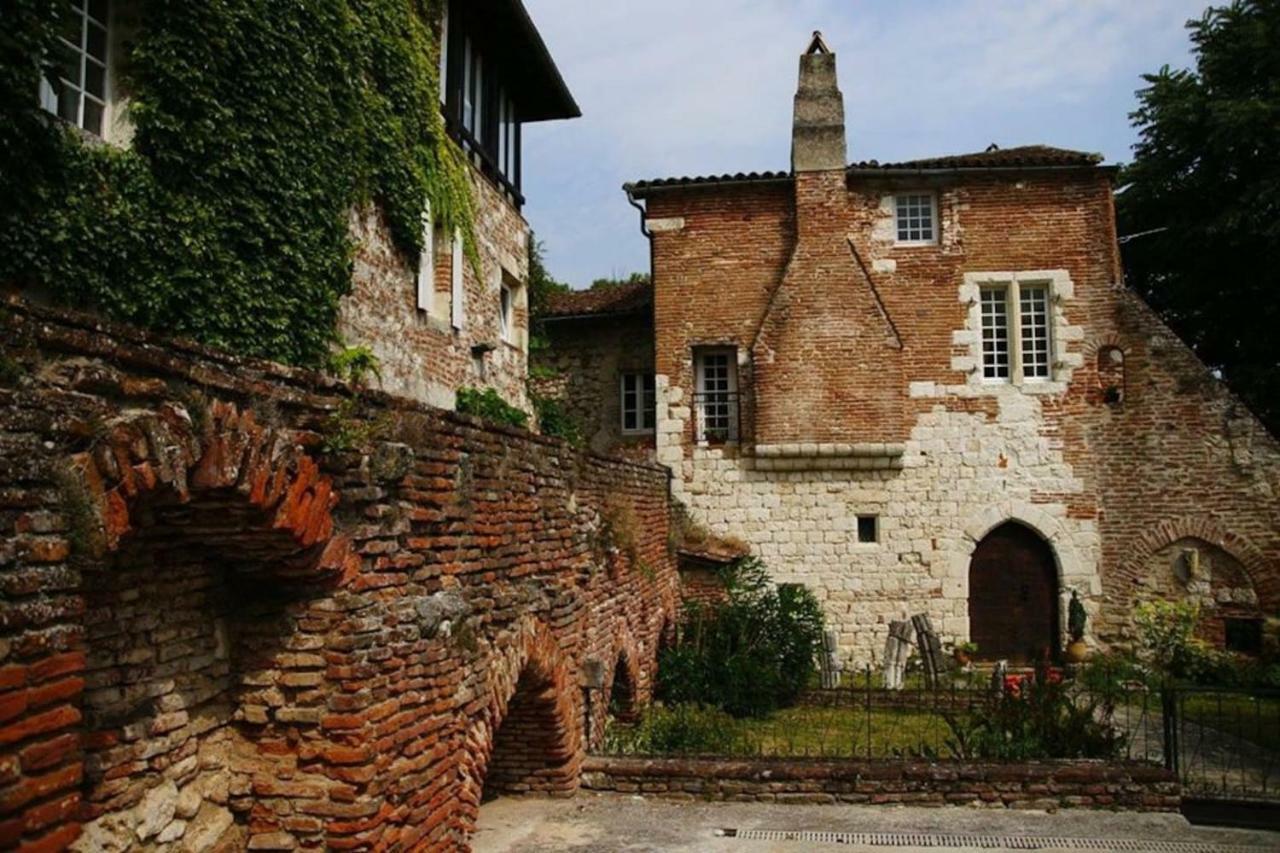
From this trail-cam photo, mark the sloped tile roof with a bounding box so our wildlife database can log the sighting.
[541,280,652,319]
[625,146,1108,196]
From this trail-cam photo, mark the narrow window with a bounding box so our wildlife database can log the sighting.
[450,230,464,330]
[620,373,656,434]
[499,282,513,342]
[40,0,110,136]
[856,515,878,544]
[894,193,936,244]
[416,202,434,313]
[461,36,474,134]
[980,287,1010,380]
[695,349,738,443]
[1019,284,1051,380]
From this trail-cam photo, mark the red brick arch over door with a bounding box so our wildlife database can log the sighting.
[969,522,1060,664]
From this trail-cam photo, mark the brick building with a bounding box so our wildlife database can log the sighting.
[596,33,1280,663]
[54,0,578,414]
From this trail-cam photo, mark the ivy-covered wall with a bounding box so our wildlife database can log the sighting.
[0,0,475,367]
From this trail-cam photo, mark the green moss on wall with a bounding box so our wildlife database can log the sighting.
[0,0,475,366]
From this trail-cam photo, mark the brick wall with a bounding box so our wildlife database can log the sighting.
[0,299,678,851]
[637,169,1280,661]
[581,756,1181,811]
[339,164,531,415]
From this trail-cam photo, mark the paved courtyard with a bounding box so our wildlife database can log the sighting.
[472,793,1280,852]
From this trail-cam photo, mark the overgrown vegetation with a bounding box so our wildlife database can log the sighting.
[658,557,825,717]
[1,0,474,367]
[455,387,528,428]
[530,391,582,445]
[1118,0,1280,432]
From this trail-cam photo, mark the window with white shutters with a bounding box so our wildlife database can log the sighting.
[416,203,435,313]
[450,230,464,329]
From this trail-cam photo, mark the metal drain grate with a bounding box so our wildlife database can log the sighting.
[718,828,1269,852]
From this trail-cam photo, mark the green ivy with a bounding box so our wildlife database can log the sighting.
[0,0,475,367]
[455,387,528,429]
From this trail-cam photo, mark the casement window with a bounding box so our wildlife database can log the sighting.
[620,373,656,434]
[980,281,1053,382]
[40,0,111,136]
[894,193,936,244]
[441,2,523,201]
[450,230,465,329]
[694,349,738,443]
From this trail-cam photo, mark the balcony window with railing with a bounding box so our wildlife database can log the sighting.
[694,348,739,443]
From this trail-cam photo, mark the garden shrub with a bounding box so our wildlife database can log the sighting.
[943,666,1126,761]
[531,392,582,445]
[455,387,527,428]
[657,557,825,718]
[602,704,738,756]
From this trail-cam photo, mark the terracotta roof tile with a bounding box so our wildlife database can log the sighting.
[541,281,652,319]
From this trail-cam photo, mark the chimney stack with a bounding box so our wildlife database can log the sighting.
[791,32,846,173]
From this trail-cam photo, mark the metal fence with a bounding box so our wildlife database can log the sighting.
[602,666,1280,803]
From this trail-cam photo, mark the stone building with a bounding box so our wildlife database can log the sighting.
[44,0,579,414]
[599,33,1280,663]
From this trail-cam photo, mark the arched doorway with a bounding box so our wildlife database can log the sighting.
[968,522,1059,663]
[608,653,638,723]
[484,663,577,800]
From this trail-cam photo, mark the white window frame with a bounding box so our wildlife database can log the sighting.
[438,6,449,105]
[893,193,937,245]
[978,279,1054,384]
[40,0,111,137]
[416,201,435,313]
[450,230,465,330]
[619,373,656,435]
[694,348,738,444]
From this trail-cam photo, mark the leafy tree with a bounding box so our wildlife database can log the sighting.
[527,233,570,321]
[589,271,650,290]
[1117,0,1280,432]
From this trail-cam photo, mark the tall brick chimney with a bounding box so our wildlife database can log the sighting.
[750,32,904,462]
[791,32,846,173]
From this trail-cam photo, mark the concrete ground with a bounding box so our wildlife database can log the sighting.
[472,793,1280,852]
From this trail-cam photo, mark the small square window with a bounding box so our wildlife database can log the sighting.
[1224,618,1263,656]
[856,515,878,544]
[894,194,936,244]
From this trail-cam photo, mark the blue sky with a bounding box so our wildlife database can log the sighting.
[520,0,1209,287]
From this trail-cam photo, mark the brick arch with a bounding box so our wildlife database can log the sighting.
[605,624,643,724]
[458,617,581,834]
[57,400,356,849]
[71,400,356,581]
[1117,516,1277,609]
[1081,333,1127,360]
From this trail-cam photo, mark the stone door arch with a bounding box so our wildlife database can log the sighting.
[968,522,1060,663]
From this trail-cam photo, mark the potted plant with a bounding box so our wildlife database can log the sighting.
[1066,589,1089,662]
[952,641,978,666]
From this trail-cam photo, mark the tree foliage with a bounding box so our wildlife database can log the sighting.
[0,0,475,367]
[1117,0,1280,432]
[657,557,825,718]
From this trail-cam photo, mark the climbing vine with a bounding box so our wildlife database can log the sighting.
[0,0,475,366]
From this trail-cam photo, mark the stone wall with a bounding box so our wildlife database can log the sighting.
[532,312,655,461]
[0,299,678,851]
[581,756,1181,811]
[641,172,1280,662]
[339,164,531,414]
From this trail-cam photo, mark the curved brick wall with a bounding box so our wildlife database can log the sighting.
[0,300,678,850]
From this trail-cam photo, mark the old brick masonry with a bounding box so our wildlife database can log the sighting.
[0,301,678,850]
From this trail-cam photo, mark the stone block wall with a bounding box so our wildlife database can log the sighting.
[641,171,1280,662]
[532,312,655,461]
[0,299,678,851]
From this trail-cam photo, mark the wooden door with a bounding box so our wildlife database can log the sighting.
[968,522,1059,663]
